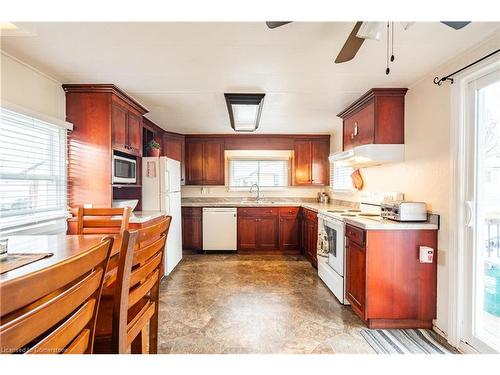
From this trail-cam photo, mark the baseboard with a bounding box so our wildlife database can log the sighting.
[432,324,464,353]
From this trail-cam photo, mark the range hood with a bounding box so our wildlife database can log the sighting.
[328,144,404,168]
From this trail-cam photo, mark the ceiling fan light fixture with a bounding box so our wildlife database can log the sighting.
[224,93,265,132]
[356,21,385,41]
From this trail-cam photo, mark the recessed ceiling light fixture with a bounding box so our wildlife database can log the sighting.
[224,93,265,132]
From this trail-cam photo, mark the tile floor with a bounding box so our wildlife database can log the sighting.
[157,254,374,354]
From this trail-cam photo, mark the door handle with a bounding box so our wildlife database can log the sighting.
[465,200,474,227]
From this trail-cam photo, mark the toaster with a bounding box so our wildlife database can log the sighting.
[381,201,428,222]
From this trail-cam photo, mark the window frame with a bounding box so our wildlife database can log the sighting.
[227,157,291,191]
[0,105,71,231]
[330,162,355,193]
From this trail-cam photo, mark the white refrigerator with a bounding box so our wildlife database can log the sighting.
[142,157,182,276]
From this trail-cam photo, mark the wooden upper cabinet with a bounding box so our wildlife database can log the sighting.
[111,100,143,156]
[204,140,224,185]
[293,141,311,185]
[163,133,186,185]
[127,112,142,155]
[185,137,224,185]
[185,141,204,184]
[338,88,407,151]
[293,139,329,186]
[111,103,128,150]
[311,140,329,185]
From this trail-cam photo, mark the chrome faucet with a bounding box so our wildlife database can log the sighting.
[249,183,260,202]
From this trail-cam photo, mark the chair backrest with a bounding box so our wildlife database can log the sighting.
[0,237,114,354]
[111,217,171,353]
[76,207,131,235]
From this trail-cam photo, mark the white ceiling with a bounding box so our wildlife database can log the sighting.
[1,22,499,134]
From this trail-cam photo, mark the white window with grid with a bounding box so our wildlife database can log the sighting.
[330,163,354,192]
[0,106,70,232]
[228,158,289,189]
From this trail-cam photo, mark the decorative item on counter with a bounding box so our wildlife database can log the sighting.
[146,139,161,157]
[351,169,364,190]
[318,192,330,204]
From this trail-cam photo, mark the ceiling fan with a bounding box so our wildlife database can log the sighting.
[265,21,471,64]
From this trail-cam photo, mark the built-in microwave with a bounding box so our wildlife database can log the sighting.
[112,154,137,184]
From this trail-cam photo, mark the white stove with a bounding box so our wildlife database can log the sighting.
[316,203,382,305]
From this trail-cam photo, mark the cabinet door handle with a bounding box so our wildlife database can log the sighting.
[353,122,359,137]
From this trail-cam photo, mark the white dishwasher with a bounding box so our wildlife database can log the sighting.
[202,207,237,251]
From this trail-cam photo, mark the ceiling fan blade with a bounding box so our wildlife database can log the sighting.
[335,21,365,63]
[441,21,471,30]
[265,21,292,29]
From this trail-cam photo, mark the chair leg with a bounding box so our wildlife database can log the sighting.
[131,327,148,354]
[149,311,159,354]
[149,283,160,354]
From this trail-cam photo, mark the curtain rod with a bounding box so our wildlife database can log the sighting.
[433,48,500,86]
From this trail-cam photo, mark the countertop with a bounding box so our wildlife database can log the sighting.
[343,216,438,230]
[181,200,345,212]
[181,200,438,230]
[129,211,167,223]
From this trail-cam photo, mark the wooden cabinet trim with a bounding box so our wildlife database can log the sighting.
[63,84,148,114]
[337,88,408,119]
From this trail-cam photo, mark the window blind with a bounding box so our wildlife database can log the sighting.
[0,107,68,227]
[330,163,354,192]
[229,159,289,187]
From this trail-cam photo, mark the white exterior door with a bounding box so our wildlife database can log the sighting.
[462,67,500,353]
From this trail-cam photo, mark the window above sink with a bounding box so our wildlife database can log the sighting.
[226,150,291,191]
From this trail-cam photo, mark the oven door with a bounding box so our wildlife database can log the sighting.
[323,217,345,276]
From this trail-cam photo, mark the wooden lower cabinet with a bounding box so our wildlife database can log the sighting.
[181,207,202,252]
[300,208,318,267]
[279,207,300,251]
[345,239,366,318]
[179,205,308,257]
[237,208,279,253]
[345,224,438,329]
[237,216,258,251]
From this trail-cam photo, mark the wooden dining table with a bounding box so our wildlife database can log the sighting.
[0,234,122,284]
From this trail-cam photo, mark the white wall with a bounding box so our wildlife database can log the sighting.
[329,34,500,337]
[1,51,67,234]
[0,51,65,121]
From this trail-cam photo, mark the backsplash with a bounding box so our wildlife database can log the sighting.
[181,185,327,199]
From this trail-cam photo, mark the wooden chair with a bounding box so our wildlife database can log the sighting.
[76,207,132,235]
[0,237,114,354]
[93,217,171,354]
